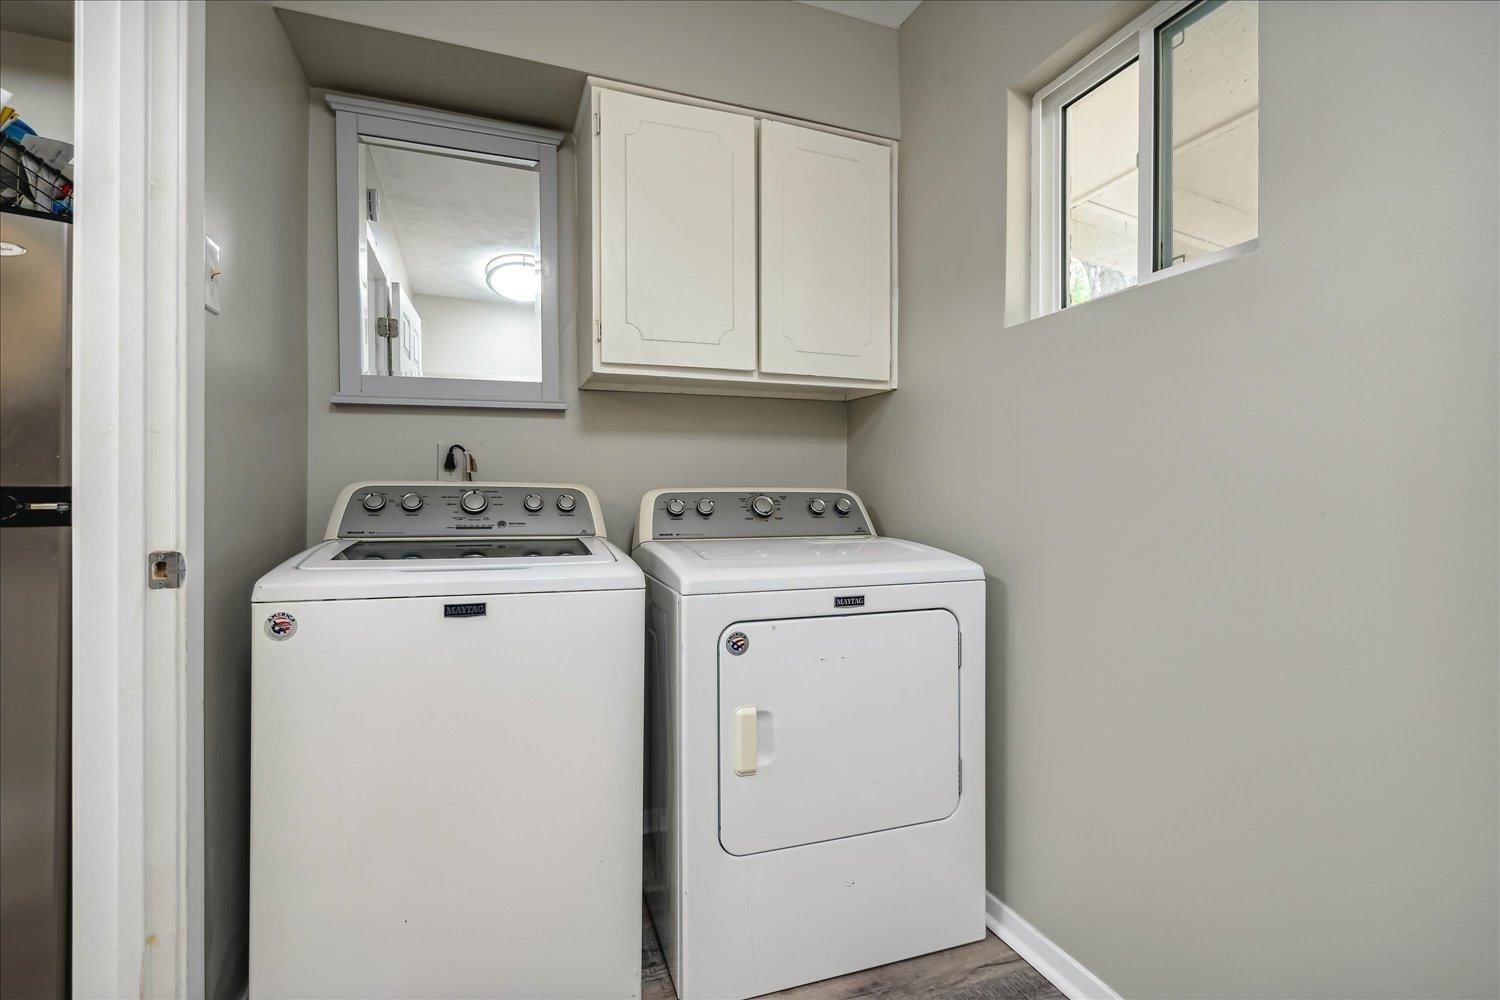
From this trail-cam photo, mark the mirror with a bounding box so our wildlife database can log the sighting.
[330,95,563,408]
[359,138,541,382]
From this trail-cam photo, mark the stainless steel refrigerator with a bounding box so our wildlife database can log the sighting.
[0,208,71,999]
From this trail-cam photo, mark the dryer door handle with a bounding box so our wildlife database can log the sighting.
[733,705,757,776]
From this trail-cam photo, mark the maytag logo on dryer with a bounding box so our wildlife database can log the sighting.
[443,602,487,619]
[835,595,866,608]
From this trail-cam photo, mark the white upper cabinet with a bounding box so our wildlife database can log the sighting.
[597,90,757,372]
[759,121,891,382]
[578,81,897,401]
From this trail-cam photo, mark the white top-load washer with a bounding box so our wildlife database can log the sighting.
[632,488,986,1000]
[250,482,644,1000]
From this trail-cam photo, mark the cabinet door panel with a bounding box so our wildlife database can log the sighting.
[760,121,891,381]
[599,90,757,371]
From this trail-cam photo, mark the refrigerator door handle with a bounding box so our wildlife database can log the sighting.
[0,485,71,527]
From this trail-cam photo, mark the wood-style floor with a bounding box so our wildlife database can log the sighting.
[640,905,1064,1000]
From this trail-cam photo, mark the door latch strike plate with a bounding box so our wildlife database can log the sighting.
[148,550,186,590]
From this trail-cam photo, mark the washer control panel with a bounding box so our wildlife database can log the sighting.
[641,489,872,541]
[328,482,600,539]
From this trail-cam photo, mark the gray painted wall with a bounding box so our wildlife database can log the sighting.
[204,2,309,995]
[298,0,886,545]
[305,105,847,545]
[0,29,72,142]
[850,1,1499,997]
[273,0,899,138]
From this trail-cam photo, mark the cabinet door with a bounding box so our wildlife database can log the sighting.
[598,90,757,372]
[759,121,892,382]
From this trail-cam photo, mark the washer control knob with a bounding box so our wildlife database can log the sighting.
[361,492,387,512]
[834,496,854,516]
[523,493,544,513]
[556,493,577,513]
[459,490,489,514]
[751,495,775,518]
[808,497,827,515]
[665,497,687,517]
[399,492,424,512]
[696,498,715,517]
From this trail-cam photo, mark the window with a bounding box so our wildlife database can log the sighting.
[329,94,566,409]
[1033,0,1259,315]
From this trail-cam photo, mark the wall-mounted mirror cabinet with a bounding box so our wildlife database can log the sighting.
[328,94,565,408]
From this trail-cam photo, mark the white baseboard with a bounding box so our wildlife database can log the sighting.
[986,892,1121,1000]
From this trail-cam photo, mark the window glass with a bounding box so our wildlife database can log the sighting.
[1156,0,1259,267]
[1063,61,1140,307]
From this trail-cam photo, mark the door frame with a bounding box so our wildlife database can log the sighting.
[72,1,206,996]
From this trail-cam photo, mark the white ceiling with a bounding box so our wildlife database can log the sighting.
[366,143,539,302]
[797,0,922,29]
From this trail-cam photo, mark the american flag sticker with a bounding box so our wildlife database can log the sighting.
[264,611,297,641]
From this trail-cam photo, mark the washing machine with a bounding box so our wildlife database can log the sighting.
[633,488,986,1000]
[250,481,644,999]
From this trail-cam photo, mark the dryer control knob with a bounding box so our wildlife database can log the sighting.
[399,492,424,512]
[834,496,853,516]
[665,498,687,517]
[751,495,775,518]
[523,493,544,513]
[556,493,577,513]
[361,492,387,512]
[808,497,827,515]
[459,490,488,514]
[696,498,715,517]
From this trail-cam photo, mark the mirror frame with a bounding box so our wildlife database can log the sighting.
[327,93,566,409]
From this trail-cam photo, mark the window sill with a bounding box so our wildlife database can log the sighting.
[1026,236,1259,325]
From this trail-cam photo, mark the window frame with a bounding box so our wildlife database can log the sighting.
[1030,0,1259,318]
[328,93,567,409]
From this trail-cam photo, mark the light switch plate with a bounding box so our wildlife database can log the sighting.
[204,235,222,314]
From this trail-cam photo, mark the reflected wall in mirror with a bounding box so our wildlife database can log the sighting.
[330,95,564,409]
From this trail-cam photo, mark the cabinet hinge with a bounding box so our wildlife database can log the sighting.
[593,112,601,136]
[595,317,602,342]
[366,187,380,222]
[958,757,964,795]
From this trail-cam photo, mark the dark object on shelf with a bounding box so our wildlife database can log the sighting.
[0,134,72,218]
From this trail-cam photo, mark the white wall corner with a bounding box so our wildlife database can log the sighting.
[986,892,1122,1000]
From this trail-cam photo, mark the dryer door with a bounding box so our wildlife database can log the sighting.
[718,610,960,856]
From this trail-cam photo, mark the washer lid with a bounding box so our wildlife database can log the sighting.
[252,536,644,602]
[632,536,982,595]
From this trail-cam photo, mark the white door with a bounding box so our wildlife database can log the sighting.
[598,89,757,371]
[759,121,892,381]
[391,281,423,375]
[718,610,959,856]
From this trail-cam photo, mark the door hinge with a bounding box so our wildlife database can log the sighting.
[148,550,186,590]
[376,316,399,340]
[593,112,601,136]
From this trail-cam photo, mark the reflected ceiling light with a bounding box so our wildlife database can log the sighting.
[485,253,539,303]
[0,242,27,257]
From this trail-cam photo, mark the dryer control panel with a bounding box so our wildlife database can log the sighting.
[326,482,602,540]
[638,489,873,542]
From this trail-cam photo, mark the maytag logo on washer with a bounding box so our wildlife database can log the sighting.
[264,611,297,641]
[726,631,749,656]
